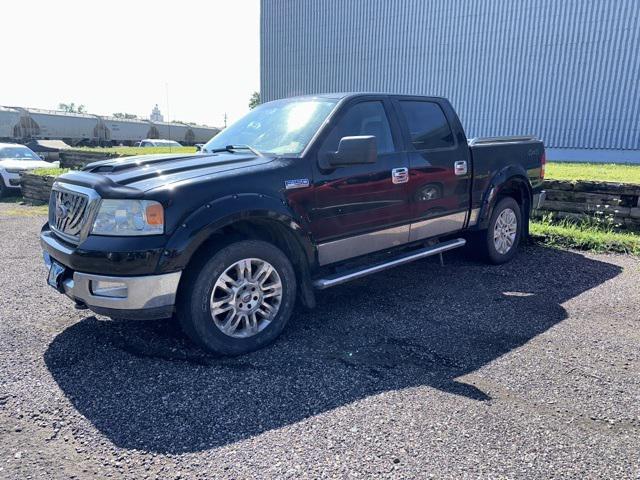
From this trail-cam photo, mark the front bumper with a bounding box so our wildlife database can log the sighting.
[2,172,21,188]
[43,251,181,320]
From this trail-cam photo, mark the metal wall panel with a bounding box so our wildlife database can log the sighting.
[261,0,640,151]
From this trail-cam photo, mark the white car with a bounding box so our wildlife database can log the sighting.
[135,139,182,148]
[0,143,58,197]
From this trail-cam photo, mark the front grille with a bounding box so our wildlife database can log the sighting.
[49,188,90,244]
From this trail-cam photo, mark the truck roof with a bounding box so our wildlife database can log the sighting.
[289,92,448,101]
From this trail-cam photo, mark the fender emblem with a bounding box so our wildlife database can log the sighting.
[285,179,310,189]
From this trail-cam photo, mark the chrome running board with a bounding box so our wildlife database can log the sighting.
[313,238,466,290]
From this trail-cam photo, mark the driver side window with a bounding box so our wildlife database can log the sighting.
[321,101,394,155]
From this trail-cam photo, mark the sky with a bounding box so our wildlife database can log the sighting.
[1,0,260,128]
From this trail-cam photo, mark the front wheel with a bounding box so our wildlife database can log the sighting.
[476,197,522,264]
[177,240,297,356]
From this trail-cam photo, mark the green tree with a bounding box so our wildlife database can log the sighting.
[248,91,260,109]
[58,102,86,113]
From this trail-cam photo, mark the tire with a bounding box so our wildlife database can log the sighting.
[176,240,297,356]
[477,196,522,264]
[0,177,7,198]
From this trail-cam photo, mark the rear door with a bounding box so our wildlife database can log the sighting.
[392,97,472,241]
[308,96,411,265]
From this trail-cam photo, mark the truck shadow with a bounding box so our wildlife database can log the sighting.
[44,245,621,454]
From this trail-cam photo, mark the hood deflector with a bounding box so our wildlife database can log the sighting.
[55,171,144,199]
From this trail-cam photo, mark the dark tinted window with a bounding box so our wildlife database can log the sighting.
[399,101,454,150]
[321,101,394,154]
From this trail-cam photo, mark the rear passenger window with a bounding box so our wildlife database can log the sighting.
[399,101,455,150]
[321,101,395,154]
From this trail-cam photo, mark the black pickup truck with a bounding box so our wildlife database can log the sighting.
[41,93,545,355]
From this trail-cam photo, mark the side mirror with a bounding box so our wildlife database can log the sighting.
[320,135,377,169]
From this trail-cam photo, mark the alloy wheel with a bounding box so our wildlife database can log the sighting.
[493,208,518,255]
[209,258,283,338]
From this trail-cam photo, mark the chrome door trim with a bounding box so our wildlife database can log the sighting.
[467,207,481,226]
[408,211,467,242]
[317,211,472,266]
[317,224,410,265]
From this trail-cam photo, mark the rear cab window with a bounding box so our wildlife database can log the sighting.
[398,101,455,150]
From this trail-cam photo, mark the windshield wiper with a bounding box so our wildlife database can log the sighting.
[207,144,263,156]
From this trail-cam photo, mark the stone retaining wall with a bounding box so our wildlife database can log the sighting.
[19,172,56,204]
[535,180,640,230]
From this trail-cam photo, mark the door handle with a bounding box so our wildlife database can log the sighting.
[391,167,409,184]
[454,160,468,176]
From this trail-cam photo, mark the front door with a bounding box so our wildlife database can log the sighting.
[309,98,411,265]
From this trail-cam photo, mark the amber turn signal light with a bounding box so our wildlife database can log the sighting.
[145,203,164,225]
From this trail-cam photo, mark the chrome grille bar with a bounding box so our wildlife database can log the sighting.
[49,183,100,245]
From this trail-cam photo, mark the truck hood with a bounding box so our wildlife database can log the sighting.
[81,152,274,192]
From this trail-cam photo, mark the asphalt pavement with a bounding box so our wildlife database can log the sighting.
[0,200,638,479]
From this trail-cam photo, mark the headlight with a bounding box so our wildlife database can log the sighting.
[5,168,24,174]
[91,199,164,236]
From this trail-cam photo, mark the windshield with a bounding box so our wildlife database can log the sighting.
[203,98,338,156]
[0,146,40,160]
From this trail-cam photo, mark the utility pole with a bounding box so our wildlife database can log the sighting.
[223,113,227,129]
[165,83,171,151]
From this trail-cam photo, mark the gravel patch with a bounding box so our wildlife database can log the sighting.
[0,201,638,479]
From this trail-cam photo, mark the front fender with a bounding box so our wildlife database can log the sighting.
[158,193,316,272]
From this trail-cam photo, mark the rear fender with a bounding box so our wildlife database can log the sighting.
[477,165,532,230]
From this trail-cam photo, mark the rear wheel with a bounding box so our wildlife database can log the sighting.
[476,197,522,264]
[177,240,297,356]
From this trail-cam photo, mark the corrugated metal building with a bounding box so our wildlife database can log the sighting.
[260,0,640,163]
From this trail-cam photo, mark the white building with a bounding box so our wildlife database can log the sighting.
[150,104,164,123]
[261,0,640,163]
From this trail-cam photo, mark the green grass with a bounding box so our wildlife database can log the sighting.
[3,204,49,216]
[530,217,640,255]
[546,162,640,184]
[0,196,48,216]
[30,167,70,177]
[539,162,640,254]
[73,146,197,156]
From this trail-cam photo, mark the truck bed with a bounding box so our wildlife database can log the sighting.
[468,136,545,208]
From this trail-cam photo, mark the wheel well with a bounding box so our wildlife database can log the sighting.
[182,218,316,308]
[496,178,531,236]
[223,218,310,268]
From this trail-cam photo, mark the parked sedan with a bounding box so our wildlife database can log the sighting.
[0,143,58,196]
[134,139,182,148]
